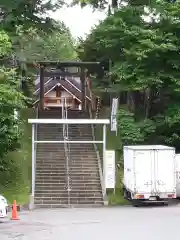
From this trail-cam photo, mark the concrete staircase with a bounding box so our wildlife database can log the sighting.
[67,110,103,206]
[35,108,68,208]
[34,108,104,208]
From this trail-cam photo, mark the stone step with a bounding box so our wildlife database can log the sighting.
[37,136,93,139]
[69,177,100,181]
[36,155,65,158]
[38,126,63,129]
[35,184,66,190]
[36,156,65,160]
[36,146,64,149]
[36,170,99,174]
[34,199,68,206]
[36,179,99,184]
[74,150,97,152]
[36,155,65,160]
[35,179,100,184]
[38,130,62,132]
[69,151,97,153]
[37,134,63,135]
[35,192,102,198]
[35,187,101,192]
[36,175,100,181]
[37,135,63,137]
[35,188,101,193]
[36,171,100,176]
[35,203,103,208]
[35,177,100,182]
[36,164,98,169]
[36,156,65,159]
[36,148,65,151]
[34,198,103,205]
[70,158,98,161]
[36,167,65,170]
[37,142,94,144]
[36,172,99,180]
[37,150,95,153]
[35,186,101,193]
[36,172,66,175]
[35,196,103,202]
[36,160,65,164]
[36,168,99,173]
[37,136,63,139]
[36,176,66,180]
[35,187,101,193]
[36,165,66,168]
[69,164,98,167]
[36,159,65,163]
[36,162,98,166]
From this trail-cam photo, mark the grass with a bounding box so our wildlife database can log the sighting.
[0,108,34,205]
[95,106,129,205]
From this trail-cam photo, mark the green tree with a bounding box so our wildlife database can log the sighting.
[0,31,27,172]
[14,25,78,63]
[11,23,78,98]
[0,0,64,33]
[79,1,180,149]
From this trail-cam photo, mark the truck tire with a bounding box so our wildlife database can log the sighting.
[132,200,140,207]
[162,200,168,206]
[123,188,128,199]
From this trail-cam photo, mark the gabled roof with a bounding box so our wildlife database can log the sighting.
[33,77,91,104]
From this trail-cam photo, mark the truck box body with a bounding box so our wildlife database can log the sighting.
[123,145,176,202]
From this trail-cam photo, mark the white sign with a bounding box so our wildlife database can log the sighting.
[111,98,118,132]
[14,109,18,120]
[104,150,115,189]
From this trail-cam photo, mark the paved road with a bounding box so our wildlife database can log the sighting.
[1,205,180,239]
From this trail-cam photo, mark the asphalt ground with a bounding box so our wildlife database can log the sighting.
[1,202,180,240]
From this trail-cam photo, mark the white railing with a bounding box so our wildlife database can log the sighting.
[28,118,109,209]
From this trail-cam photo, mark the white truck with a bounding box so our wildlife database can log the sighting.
[123,145,176,206]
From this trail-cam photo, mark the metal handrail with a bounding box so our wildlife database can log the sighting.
[88,105,107,203]
[62,98,71,206]
[34,107,38,186]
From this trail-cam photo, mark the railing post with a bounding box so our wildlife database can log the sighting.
[30,123,35,210]
[103,124,107,192]
[103,124,107,170]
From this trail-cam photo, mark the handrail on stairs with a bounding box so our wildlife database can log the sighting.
[88,104,107,203]
[34,107,38,186]
[62,98,71,206]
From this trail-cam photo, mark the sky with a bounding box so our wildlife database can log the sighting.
[52,6,106,38]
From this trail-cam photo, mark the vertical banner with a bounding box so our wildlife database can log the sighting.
[111,98,118,133]
[104,150,115,190]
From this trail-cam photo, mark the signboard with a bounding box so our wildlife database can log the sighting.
[14,109,18,120]
[104,150,115,189]
[111,98,118,132]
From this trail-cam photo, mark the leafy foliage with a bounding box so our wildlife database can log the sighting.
[0,0,64,33]
[14,25,78,63]
[11,23,78,98]
[0,31,27,172]
[80,1,180,151]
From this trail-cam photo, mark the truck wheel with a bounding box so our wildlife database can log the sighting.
[132,200,140,207]
[123,188,128,199]
[163,201,168,206]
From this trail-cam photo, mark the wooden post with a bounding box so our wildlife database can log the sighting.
[80,68,86,111]
[40,65,44,110]
[56,86,61,105]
